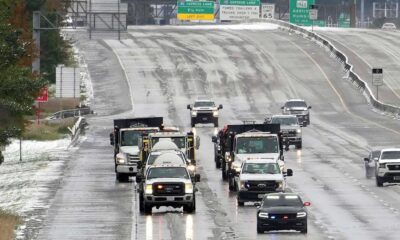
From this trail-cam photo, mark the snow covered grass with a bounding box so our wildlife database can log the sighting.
[0,210,21,240]
[22,119,74,141]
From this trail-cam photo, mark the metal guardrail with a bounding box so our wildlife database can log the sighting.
[69,116,88,145]
[265,19,400,116]
[46,107,93,120]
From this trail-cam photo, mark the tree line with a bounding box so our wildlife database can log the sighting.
[0,0,70,148]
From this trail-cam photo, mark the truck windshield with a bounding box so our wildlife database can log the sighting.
[194,101,214,107]
[147,167,189,179]
[271,117,298,126]
[152,137,186,149]
[381,151,400,159]
[242,162,280,174]
[121,130,153,146]
[285,101,307,108]
[236,137,279,154]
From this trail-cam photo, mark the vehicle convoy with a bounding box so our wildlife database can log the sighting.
[211,122,284,190]
[269,115,302,149]
[256,193,310,234]
[363,150,381,179]
[281,99,311,126]
[139,131,199,166]
[375,148,400,187]
[110,117,163,182]
[187,99,223,127]
[136,164,200,214]
[235,160,293,206]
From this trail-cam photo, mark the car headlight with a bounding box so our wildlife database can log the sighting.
[297,211,307,218]
[213,110,219,117]
[379,163,386,168]
[191,111,197,117]
[258,212,269,218]
[225,152,232,162]
[232,162,241,172]
[145,184,153,195]
[185,183,194,194]
[276,181,283,190]
[187,165,196,172]
[116,153,126,164]
[239,181,247,190]
[297,128,301,134]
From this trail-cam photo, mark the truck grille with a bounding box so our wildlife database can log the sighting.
[289,110,305,115]
[246,181,277,191]
[387,165,400,171]
[282,130,297,138]
[153,182,185,196]
[128,154,140,165]
[197,112,212,118]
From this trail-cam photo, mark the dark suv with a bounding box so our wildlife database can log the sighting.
[281,99,311,127]
[256,193,310,234]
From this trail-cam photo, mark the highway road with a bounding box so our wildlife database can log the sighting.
[317,28,400,105]
[37,24,400,240]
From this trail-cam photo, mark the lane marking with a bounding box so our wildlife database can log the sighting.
[289,39,400,136]
[319,32,400,100]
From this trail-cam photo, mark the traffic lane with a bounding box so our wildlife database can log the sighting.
[197,127,323,240]
[316,30,400,104]
[250,30,400,147]
[109,28,325,239]
[63,30,133,116]
[251,30,400,238]
[37,121,133,240]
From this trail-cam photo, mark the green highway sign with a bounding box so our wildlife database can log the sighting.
[220,0,260,5]
[177,1,215,20]
[289,0,315,26]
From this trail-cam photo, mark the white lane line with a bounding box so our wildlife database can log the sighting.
[105,40,135,113]
[318,32,400,101]
[288,39,400,136]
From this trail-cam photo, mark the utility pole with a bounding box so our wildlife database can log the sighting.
[360,0,364,28]
[32,11,41,74]
[350,0,356,28]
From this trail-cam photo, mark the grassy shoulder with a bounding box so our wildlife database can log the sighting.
[22,118,75,141]
[0,210,21,240]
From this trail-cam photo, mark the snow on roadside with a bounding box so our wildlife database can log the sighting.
[127,22,279,31]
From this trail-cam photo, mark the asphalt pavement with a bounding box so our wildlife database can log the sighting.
[37,25,400,240]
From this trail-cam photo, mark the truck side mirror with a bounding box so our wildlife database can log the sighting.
[194,173,201,182]
[187,104,192,110]
[286,169,293,177]
[110,133,114,145]
[363,157,370,162]
[308,106,312,109]
[281,106,284,109]
[218,104,223,110]
[136,174,143,183]
[211,136,217,143]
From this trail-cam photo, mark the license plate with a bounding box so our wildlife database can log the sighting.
[258,194,265,199]
[394,176,400,180]
[202,117,208,120]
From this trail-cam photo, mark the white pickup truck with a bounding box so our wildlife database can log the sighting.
[375,148,400,187]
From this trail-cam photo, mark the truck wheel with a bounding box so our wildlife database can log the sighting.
[296,142,302,149]
[376,176,384,187]
[191,118,196,127]
[117,173,129,182]
[300,224,308,234]
[183,196,196,213]
[257,226,264,234]
[215,156,221,169]
[214,117,219,127]
[139,194,144,213]
[228,178,236,191]
[237,198,244,206]
[144,204,152,214]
